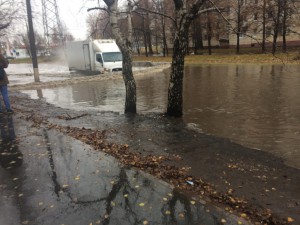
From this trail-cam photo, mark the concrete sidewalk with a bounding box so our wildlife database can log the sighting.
[0,114,250,225]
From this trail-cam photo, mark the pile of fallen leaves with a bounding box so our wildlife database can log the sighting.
[18,110,292,225]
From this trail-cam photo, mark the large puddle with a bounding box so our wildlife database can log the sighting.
[21,64,300,169]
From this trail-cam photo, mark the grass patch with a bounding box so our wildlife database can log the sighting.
[133,50,300,65]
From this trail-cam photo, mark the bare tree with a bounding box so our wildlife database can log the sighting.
[0,0,19,32]
[167,0,210,117]
[89,0,137,114]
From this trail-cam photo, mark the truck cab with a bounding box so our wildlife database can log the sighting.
[93,40,122,73]
[95,51,122,73]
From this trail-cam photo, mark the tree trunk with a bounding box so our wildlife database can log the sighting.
[282,0,287,53]
[207,12,212,55]
[162,15,168,56]
[262,0,266,53]
[106,0,137,114]
[272,1,281,55]
[167,0,206,117]
[133,30,141,55]
[122,48,137,113]
[236,1,241,54]
[167,34,186,117]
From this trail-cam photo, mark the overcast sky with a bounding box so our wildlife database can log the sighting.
[32,0,98,40]
[56,0,96,40]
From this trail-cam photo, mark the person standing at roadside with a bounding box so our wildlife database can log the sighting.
[0,52,13,114]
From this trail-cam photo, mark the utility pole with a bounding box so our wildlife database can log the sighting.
[26,0,40,82]
[42,0,64,52]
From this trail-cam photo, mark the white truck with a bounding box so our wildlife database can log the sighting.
[66,39,122,74]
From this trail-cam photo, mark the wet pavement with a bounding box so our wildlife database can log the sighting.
[0,113,250,225]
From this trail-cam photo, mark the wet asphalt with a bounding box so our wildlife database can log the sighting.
[0,113,250,225]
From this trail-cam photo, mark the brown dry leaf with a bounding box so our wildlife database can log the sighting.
[287,217,295,223]
[178,213,185,218]
[240,213,247,218]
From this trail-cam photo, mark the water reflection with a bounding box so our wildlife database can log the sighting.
[184,64,300,168]
[19,129,245,225]
[0,115,22,170]
[21,65,300,168]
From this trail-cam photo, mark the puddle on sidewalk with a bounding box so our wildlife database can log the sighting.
[0,116,248,225]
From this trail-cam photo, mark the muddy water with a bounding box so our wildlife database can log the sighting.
[22,64,300,168]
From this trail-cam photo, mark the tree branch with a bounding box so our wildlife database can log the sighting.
[131,0,176,23]
[87,7,109,13]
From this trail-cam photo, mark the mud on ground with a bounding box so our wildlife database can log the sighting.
[8,67,300,225]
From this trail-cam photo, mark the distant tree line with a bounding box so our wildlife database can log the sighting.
[87,0,300,56]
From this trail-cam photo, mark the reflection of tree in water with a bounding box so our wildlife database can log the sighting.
[0,115,22,170]
[73,167,198,225]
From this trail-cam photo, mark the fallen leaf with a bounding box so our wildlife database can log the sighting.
[240,213,247,218]
[287,217,295,223]
[165,210,171,215]
[221,218,226,223]
[178,213,185,218]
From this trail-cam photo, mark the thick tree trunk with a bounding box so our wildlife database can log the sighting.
[122,48,136,113]
[167,0,206,117]
[106,0,137,114]
[167,35,185,117]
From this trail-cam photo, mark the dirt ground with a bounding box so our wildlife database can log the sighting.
[6,68,300,225]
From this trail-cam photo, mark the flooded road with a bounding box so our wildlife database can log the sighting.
[21,64,300,169]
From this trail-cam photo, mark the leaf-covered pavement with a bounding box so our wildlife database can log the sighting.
[6,92,299,225]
